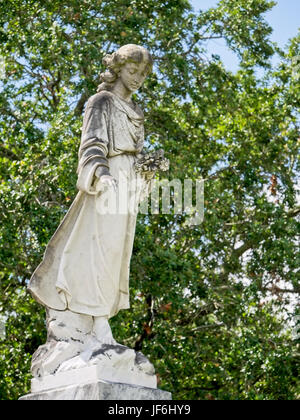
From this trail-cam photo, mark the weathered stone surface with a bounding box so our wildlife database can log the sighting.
[20,380,172,401]
[31,308,156,391]
[31,344,156,393]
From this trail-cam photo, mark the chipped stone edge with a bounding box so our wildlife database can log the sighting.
[20,380,172,401]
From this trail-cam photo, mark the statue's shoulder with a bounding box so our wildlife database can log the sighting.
[86,91,113,109]
[133,102,144,118]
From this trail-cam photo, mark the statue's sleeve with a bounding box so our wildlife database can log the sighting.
[76,95,111,194]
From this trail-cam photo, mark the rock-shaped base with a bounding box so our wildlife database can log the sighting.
[32,341,156,391]
[20,380,172,400]
[30,309,158,394]
[31,344,156,393]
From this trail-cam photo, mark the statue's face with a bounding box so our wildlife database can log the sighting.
[119,60,149,93]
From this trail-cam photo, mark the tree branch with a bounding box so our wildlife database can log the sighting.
[0,145,19,161]
[204,165,237,181]
[287,206,300,217]
[264,285,299,295]
[134,294,155,351]
[74,91,89,116]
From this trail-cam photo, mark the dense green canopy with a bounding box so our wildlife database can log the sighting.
[0,0,299,400]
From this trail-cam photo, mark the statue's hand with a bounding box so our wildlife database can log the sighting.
[96,175,118,192]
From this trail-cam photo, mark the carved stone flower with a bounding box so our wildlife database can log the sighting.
[134,149,170,175]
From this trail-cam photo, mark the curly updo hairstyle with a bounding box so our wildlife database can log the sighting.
[97,44,153,92]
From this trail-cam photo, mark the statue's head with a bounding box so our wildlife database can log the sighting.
[97,44,153,93]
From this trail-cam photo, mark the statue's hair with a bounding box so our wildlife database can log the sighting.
[97,44,153,92]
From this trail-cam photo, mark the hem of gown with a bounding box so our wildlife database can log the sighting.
[27,286,67,311]
[56,286,130,318]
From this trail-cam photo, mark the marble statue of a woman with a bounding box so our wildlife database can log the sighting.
[26,45,167,392]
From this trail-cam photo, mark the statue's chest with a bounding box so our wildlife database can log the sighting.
[111,109,144,144]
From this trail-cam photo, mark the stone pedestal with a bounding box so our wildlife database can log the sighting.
[19,380,172,400]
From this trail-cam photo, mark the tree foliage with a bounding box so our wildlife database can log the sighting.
[0,0,299,400]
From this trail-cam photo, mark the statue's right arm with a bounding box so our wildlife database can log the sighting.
[76,94,113,194]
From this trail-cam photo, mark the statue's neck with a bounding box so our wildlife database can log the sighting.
[111,79,133,103]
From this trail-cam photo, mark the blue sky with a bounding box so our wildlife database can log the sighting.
[190,0,300,71]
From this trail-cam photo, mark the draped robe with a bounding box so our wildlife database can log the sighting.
[28,91,145,318]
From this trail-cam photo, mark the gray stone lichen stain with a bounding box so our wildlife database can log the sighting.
[135,352,148,365]
[75,328,84,334]
[70,336,84,344]
[47,332,68,342]
[91,344,127,358]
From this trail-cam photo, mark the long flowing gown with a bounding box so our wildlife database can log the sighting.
[28,91,145,318]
